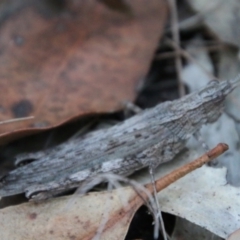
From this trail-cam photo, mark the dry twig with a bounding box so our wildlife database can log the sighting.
[0,116,34,125]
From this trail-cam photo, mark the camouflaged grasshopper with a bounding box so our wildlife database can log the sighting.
[0,76,239,200]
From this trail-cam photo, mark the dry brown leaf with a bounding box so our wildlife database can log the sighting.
[0,188,141,240]
[0,0,167,134]
[0,112,97,146]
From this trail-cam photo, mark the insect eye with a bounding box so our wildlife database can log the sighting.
[198,87,212,97]
[208,79,220,86]
[198,80,220,98]
[198,80,223,100]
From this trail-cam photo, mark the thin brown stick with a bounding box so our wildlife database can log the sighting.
[146,143,229,193]
[177,0,225,32]
[156,43,225,60]
[165,38,217,80]
[167,0,185,97]
[0,116,34,125]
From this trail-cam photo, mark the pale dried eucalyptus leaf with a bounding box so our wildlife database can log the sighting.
[135,150,240,239]
[187,0,240,47]
[0,187,138,240]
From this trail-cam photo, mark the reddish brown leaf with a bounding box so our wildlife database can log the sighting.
[0,0,167,134]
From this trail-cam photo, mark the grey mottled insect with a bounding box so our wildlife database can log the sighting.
[0,76,239,200]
